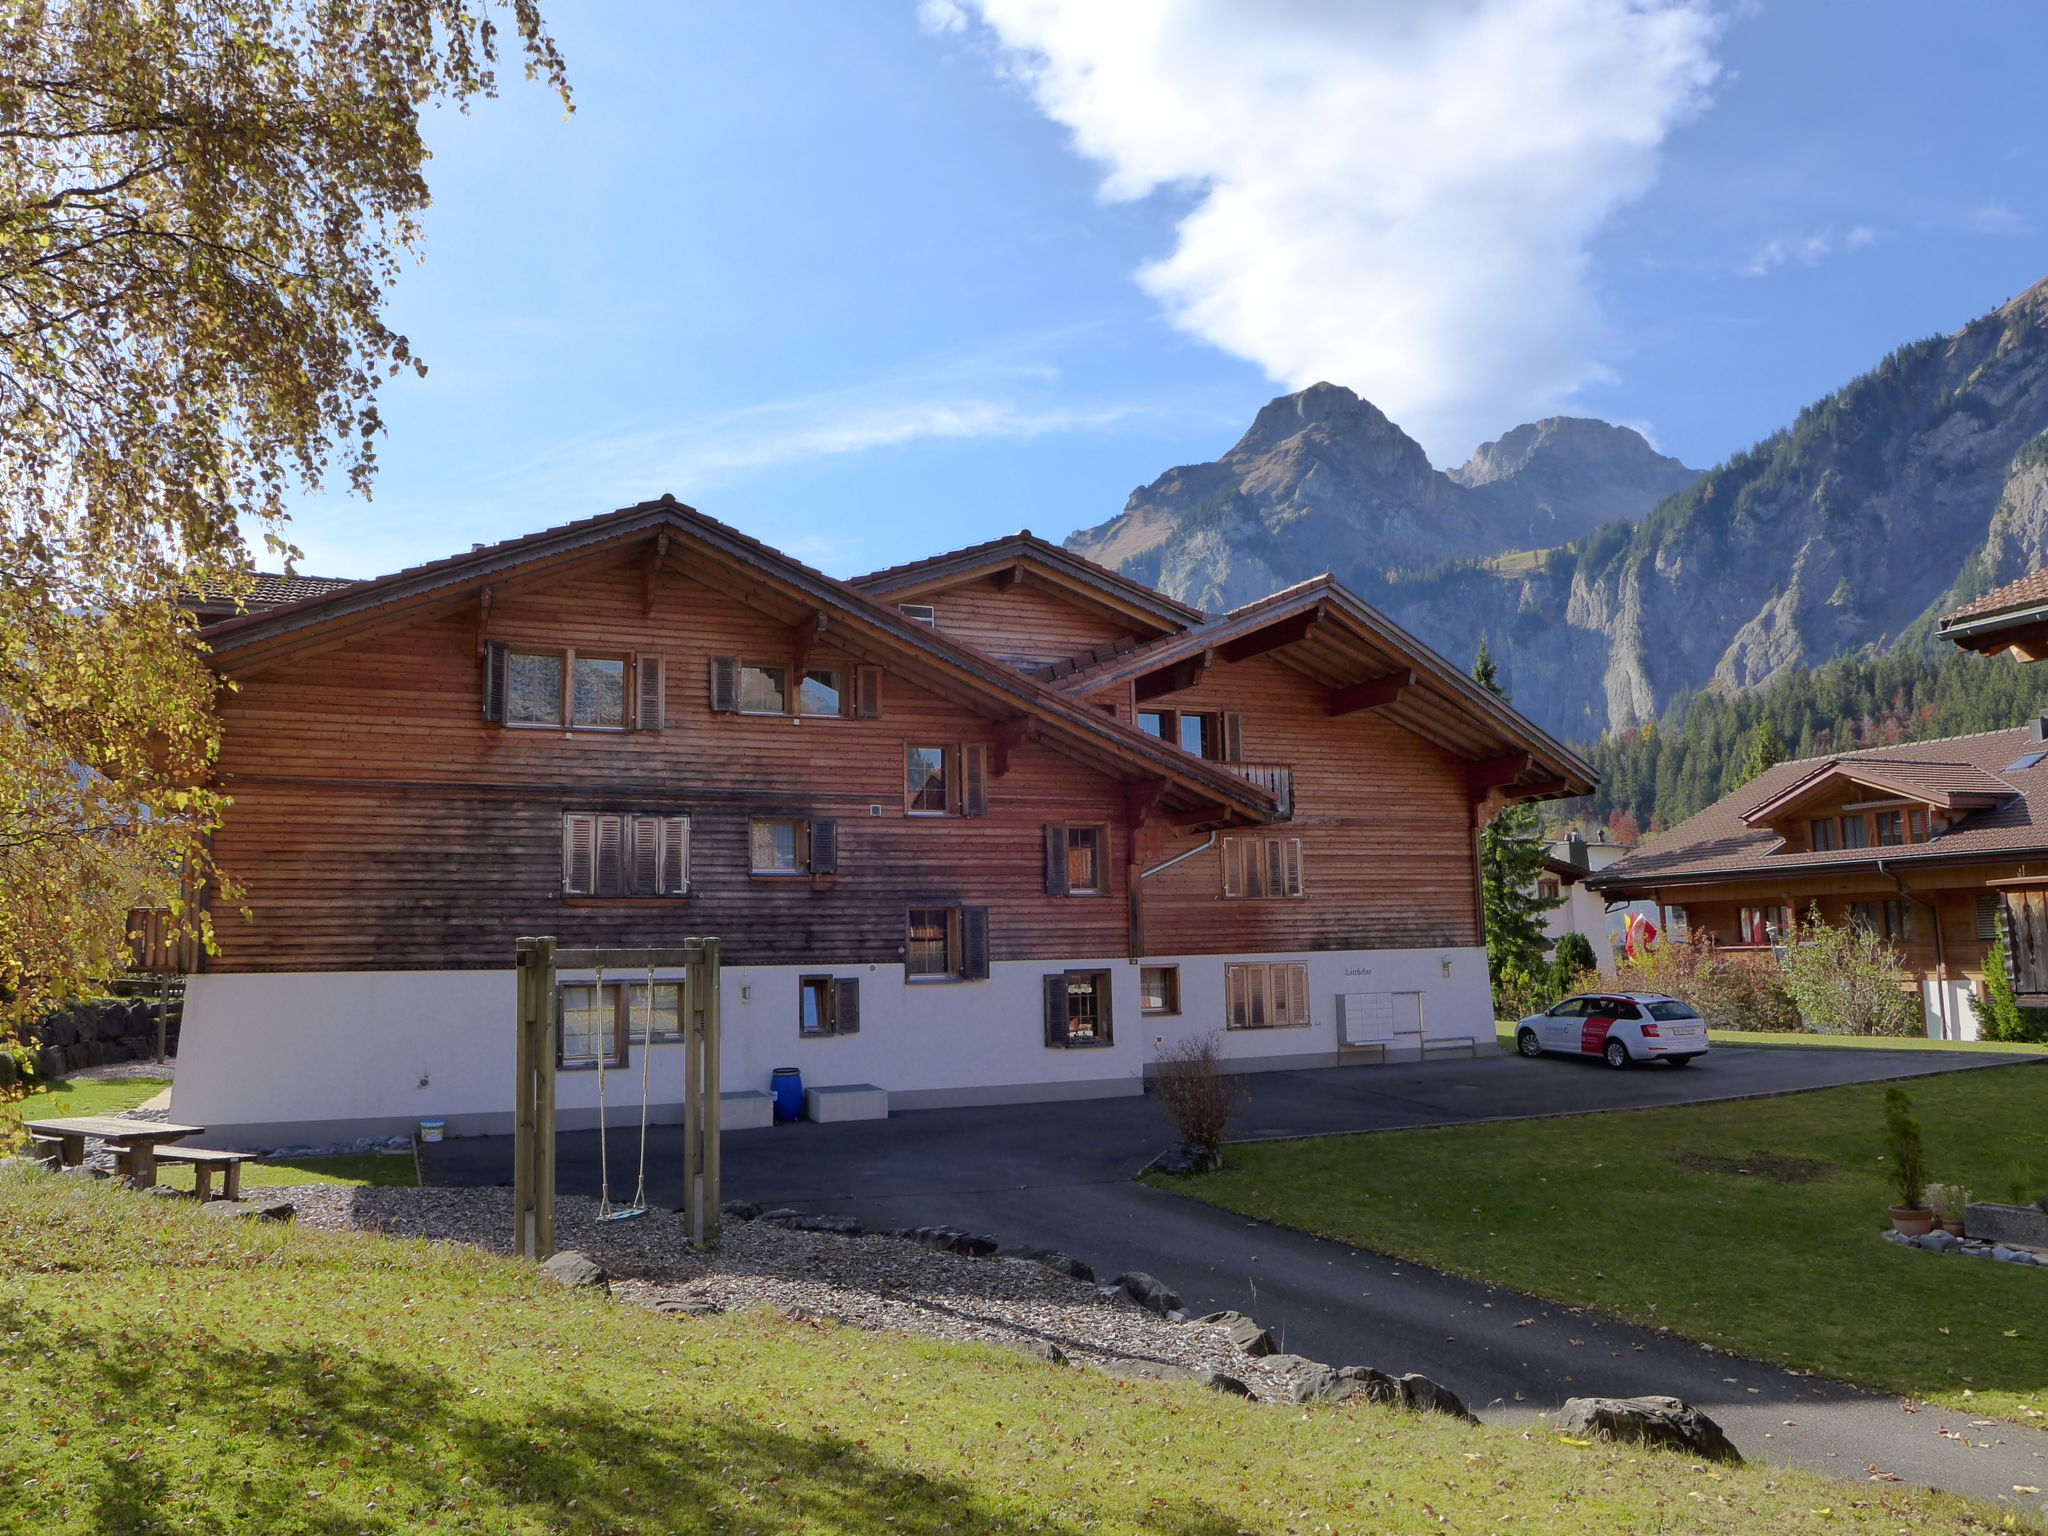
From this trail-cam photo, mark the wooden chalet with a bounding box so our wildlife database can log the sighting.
[1585,724,2048,1036]
[1940,568,2048,662]
[169,500,1589,1145]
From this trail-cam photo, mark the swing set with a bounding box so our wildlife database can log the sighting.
[511,936,723,1260]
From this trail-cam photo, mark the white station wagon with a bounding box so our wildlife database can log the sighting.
[1515,991,1710,1069]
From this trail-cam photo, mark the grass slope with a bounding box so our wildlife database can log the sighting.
[1488,1023,2048,1055]
[0,1169,2004,1535]
[1168,1064,2048,1428]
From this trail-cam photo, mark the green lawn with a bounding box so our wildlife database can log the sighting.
[1489,1021,2048,1054]
[0,1167,2006,1535]
[1164,1063,2048,1430]
[15,1077,416,1189]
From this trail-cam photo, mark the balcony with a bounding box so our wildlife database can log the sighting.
[1226,762,1294,820]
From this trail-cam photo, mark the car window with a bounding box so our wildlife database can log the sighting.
[1648,1001,1700,1021]
[1604,998,1643,1020]
[1546,998,1588,1017]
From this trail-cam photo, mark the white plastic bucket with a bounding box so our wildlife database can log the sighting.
[419,1118,445,1143]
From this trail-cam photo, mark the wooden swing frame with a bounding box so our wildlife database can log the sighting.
[512,936,723,1260]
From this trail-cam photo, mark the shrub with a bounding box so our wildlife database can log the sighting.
[1612,934,1798,1032]
[1549,932,1599,993]
[1779,908,1923,1036]
[1971,938,2048,1043]
[1150,1034,1243,1155]
[1883,1087,1927,1211]
[1925,1182,1970,1222]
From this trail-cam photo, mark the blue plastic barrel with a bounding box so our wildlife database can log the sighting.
[770,1067,804,1123]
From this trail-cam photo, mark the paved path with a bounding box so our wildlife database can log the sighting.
[427,1045,2048,1520]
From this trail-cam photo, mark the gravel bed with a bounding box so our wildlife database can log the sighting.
[61,1059,176,1081]
[282,1185,1295,1400]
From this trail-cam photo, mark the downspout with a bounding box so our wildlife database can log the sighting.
[1879,858,1948,1040]
[1140,831,1218,879]
[1132,830,1220,964]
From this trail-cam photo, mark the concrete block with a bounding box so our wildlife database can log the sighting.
[805,1083,888,1123]
[719,1089,775,1131]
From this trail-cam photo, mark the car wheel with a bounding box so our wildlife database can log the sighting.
[1667,1053,1696,1068]
[1603,1038,1631,1070]
[1517,1029,1543,1059]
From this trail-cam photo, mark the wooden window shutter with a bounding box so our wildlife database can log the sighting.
[959,905,990,979]
[595,815,625,897]
[637,656,665,731]
[628,816,660,895]
[1285,837,1304,897]
[660,816,690,894]
[1097,972,1114,1045]
[832,976,861,1034]
[709,656,740,713]
[1225,963,1246,1028]
[1223,711,1246,763]
[1976,893,2000,942]
[808,818,839,875]
[1043,974,1068,1047]
[562,814,596,895]
[1286,963,1310,1026]
[1043,823,1069,896]
[960,744,990,816]
[1220,839,1240,897]
[856,665,883,719]
[1264,838,1286,899]
[483,640,508,723]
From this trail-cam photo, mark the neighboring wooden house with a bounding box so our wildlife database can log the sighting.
[169,500,1589,1145]
[1585,724,2048,1037]
[1940,569,2048,662]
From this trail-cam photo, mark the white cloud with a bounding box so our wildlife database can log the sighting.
[1742,223,1879,276]
[1960,200,2028,237]
[937,0,1722,462]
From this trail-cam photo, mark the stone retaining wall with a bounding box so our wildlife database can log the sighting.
[26,997,180,1078]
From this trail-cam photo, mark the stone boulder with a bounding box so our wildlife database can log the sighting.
[719,1200,764,1222]
[1111,1271,1184,1316]
[1147,1142,1223,1177]
[887,1225,1000,1258]
[1195,1310,1279,1355]
[1555,1396,1741,1463]
[196,1199,295,1222]
[540,1250,609,1291]
[759,1210,864,1236]
[1286,1362,1476,1422]
[998,1243,1097,1283]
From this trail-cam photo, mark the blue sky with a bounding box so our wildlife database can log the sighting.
[286,1,2048,582]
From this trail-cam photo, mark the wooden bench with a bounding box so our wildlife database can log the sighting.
[151,1147,249,1202]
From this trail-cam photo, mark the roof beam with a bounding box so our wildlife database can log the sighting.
[1329,668,1416,716]
[1464,753,1533,797]
[1133,651,1212,702]
[641,531,670,617]
[991,715,1035,777]
[991,562,1023,593]
[1220,609,1321,664]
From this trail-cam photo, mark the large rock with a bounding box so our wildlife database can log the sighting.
[758,1210,863,1236]
[1197,1310,1278,1356]
[540,1250,609,1291]
[1555,1396,1742,1463]
[886,1225,1000,1258]
[1397,1373,1479,1423]
[1147,1142,1222,1177]
[196,1199,295,1222]
[1287,1362,1477,1422]
[998,1243,1096,1283]
[1111,1271,1183,1316]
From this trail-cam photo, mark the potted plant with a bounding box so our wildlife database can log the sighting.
[1927,1182,1970,1238]
[1885,1087,1934,1236]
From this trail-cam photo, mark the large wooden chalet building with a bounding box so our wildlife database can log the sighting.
[171,499,1589,1145]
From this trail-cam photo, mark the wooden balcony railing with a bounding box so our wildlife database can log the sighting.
[1226,763,1294,820]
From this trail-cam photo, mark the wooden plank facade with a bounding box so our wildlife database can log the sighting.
[170,502,1591,1143]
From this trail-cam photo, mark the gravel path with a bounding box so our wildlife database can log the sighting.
[282,1186,1294,1399]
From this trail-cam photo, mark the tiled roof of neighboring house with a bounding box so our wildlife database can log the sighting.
[847,530,1205,628]
[1587,726,2048,891]
[184,571,358,620]
[1942,568,2048,625]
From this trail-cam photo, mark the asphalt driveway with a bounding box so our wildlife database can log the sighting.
[425,1044,2048,1519]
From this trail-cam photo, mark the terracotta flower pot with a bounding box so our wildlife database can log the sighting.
[1940,1219,1967,1237]
[1891,1206,1936,1237]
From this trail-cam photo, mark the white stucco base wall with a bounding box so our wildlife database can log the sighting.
[171,945,1493,1146]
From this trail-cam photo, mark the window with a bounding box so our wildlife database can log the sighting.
[1849,899,1910,941]
[799,666,847,717]
[1546,997,1590,1018]
[1841,815,1869,850]
[1647,1001,1700,1022]
[486,644,649,730]
[904,744,988,816]
[1135,708,1236,761]
[1225,962,1310,1029]
[1977,892,2002,942]
[1911,809,1927,841]
[508,650,565,725]
[1140,965,1180,1015]
[1178,713,1216,758]
[1044,970,1113,1047]
[1665,906,1690,939]
[798,976,861,1038]
[1137,710,1169,740]
[1874,810,1905,847]
[1536,876,1562,900]
[899,603,938,626]
[1736,905,1791,946]
[904,906,989,981]
[562,814,690,897]
[750,817,838,876]
[1221,836,1304,898]
[1809,817,1839,852]
[739,663,788,715]
[1043,822,1107,895]
[559,980,683,1066]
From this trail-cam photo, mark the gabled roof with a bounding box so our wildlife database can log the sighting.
[183,571,358,621]
[1044,574,1595,800]
[849,531,1204,634]
[1939,568,2048,657]
[1740,757,2017,823]
[201,498,1279,826]
[1588,726,2048,892]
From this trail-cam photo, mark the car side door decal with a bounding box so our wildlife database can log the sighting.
[1579,1001,1617,1054]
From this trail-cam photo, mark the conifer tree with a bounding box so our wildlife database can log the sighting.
[1473,641,1562,997]
[1737,720,1786,786]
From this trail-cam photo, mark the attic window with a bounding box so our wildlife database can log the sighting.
[899,603,938,627]
[2008,750,2048,772]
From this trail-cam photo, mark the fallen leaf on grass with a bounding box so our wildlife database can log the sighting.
[1554,1436,1594,1448]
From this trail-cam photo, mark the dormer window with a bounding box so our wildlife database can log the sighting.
[1810,818,1837,852]
[1875,810,1905,846]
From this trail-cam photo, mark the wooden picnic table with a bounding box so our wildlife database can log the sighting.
[22,1115,205,1188]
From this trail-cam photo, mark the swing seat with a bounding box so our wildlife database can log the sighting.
[597,1206,650,1223]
